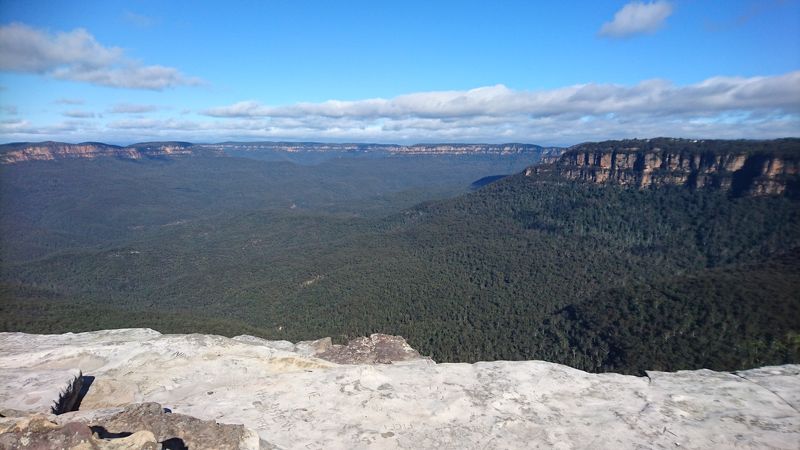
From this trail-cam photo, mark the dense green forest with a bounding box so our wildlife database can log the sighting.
[2,150,799,375]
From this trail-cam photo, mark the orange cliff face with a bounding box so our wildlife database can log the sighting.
[0,141,547,163]
[527,140,800,197]
[0,143,125,163]
[0,142,200,164]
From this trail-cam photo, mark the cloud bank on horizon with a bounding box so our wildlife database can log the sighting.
[204,73,800,119]
[4,71,798,145]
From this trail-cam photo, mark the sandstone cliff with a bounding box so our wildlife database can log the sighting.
[0,141,207,164]
[202,142,553,156]
[0,141,559,164]
[0,329,798,449]
[526,138,800,196]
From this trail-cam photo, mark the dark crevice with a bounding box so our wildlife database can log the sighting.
[731,154,770,197]
[51,372,83,415]
[72,375,94,411]
[161,438,189,450]
[91,426,188,449]
[90,425,133,439]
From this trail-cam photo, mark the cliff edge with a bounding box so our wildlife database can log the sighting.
[0,329,798,449]
[526,138,800,196]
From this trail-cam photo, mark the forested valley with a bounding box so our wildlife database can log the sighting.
[2,146,798,375]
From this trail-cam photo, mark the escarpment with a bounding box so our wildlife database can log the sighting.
[0,141,203,164]
[0,142,129,163]
[0,140,562,164]
[526,138,800,196]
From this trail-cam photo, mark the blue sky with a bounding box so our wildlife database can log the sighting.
[1,0,798,145]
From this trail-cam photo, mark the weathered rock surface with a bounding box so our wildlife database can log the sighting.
[0,367,80,414]
[0,414,160,449]
[86,402,262,449]
[0,402,262,449]
[315,334,429,364]
[0,329,798,449]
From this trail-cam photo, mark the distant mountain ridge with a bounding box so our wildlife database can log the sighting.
[0,141,209,164]
[0,140,564,164]
[527,137,800,197]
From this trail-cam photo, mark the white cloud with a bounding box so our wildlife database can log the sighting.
[204,101,269,118]
[0,23,201,90]
[108,103,160,114]
[599,1,673,38]
[3,72,799,145]
[204,71,800,120]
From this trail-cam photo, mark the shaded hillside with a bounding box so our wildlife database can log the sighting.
[469,174,507,189]
[555,250,800,373]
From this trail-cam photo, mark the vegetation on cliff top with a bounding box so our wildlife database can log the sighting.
[567,137,800,158]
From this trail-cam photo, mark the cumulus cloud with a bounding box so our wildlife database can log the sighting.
[0,23,201,90]
[3,72,799,145]
[108,103,160,114]
[204,101,268,118]
[204,71,800,120]
[599,1,673,38]
[93,111,796,145]
[194,71,800,143]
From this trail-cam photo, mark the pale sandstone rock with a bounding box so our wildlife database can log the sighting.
[0,329,798,449]
[0,405,261,449]
[88,402,263,450]
[0,413,160,449]
[0,367,81,414]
